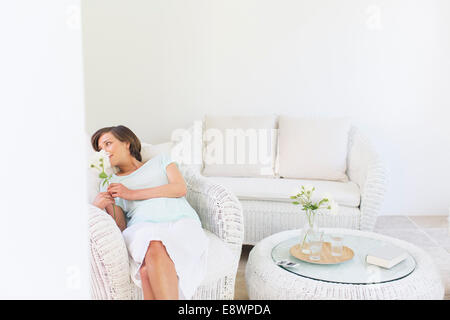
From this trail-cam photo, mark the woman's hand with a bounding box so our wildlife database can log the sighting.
[93,192,115,210]
[108,183,135,200]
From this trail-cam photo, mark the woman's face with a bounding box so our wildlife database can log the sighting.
[97,132,130,167]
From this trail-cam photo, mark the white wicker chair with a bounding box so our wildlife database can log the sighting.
[88,165,244,300]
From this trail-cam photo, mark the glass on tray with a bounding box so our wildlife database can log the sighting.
[330,234,344,257]
[308,230,324,261]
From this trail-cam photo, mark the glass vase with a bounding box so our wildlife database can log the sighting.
[299,209,320,254]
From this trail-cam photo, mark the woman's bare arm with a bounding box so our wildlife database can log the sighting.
[131,163,187,201]
[105,203,127,232]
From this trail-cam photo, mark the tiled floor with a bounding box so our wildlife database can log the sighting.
[234,215,450,300]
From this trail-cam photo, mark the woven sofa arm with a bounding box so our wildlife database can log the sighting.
[88,204,134,300]
[180,165,244,259]
[347,127,388,231]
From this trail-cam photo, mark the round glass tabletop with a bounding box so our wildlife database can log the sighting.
[271,233,416,285]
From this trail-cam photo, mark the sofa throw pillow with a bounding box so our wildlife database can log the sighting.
[170,120,203,171]
[141,142,174,163]
[202,115,278,177]
[277,116,351,181]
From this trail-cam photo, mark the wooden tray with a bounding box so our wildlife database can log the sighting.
[290,242,354,265]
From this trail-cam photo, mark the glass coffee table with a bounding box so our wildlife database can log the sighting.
[271,234,416,285]
[245,228,444,299]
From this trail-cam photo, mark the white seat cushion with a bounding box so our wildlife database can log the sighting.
[206,176,361,208]
[202,230,235,284]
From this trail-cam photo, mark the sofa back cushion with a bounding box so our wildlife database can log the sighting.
[202,115,278,177]
[141,142,174,163]
[169,120,203,171]
[277,116,351,181]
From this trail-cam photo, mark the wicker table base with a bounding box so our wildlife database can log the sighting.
[245,228,444,300]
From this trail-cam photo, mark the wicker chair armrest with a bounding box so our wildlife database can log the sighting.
[88,204,133,299]
[347,127,388,230]
[180,165,244,260]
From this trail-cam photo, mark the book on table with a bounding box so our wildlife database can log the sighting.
[366,246,408,269]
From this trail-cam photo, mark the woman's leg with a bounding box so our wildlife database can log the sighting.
[144,240,179,300]
[139,263,155,300]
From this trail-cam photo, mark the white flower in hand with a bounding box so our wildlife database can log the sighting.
[90,150,114,177]
[99,149,111,169]
[89,149,117,220]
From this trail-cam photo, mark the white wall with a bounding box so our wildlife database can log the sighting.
[0,1,89,298]
[82,0,450,216]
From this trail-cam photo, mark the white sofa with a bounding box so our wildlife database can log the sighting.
[86,136,244,299]
[171,115,387,245]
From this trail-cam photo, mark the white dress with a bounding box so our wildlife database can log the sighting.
[122,217,209,300]
[101,153,210,299]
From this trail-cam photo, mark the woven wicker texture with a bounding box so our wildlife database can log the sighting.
[241,201,360,245]
[245,228,444,300]
[347,126,387,231]
[88,165,244,300]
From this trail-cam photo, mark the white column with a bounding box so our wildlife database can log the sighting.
[0,0,89,299]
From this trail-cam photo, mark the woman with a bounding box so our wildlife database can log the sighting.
[91,125,208,300]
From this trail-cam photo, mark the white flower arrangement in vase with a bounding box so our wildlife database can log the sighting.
[290,185,339,253]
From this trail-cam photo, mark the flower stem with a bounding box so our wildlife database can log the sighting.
[91,164,102,171]
[301,232,308,248]
[107,180,116,221]
[301,209,316,249]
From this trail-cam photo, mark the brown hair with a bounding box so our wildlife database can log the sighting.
[91,125,142,162]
